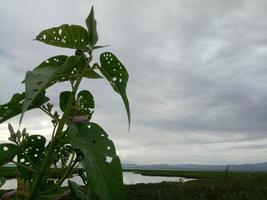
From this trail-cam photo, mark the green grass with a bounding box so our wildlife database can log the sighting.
[2,168,267,199]
[125,169,267,200]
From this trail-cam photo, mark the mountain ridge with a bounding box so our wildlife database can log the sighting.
[123,162,267,172]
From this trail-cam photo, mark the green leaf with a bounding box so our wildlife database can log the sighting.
[0,177,6,188]
[59,145,73,166]
[0,143,18,166]
[77,90,94,120]
[86,7,98,46]
[99,52,131,128]
[83,68,102,79]
[59,91,74,112]
[35,55,82,81]
[60,90,95,119]
[93,45,109,50]
[20,56,81,123]
[0,92,48,124]
[68,180,89,200]
[17,135,46,180]
[67,123,125,200]
[77,55,102,79]
[36,24,89,50]
[37,55,101,79]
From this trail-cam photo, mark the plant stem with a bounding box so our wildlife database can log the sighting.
[27,58,88,200]
[51,124,57,139]
[39,107,56,119]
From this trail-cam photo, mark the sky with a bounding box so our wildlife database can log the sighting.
[1,0,267,165]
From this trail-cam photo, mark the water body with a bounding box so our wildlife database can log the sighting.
[1,172,194,190]
[123,172,194,184]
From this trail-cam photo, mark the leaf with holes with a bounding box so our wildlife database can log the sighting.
[78,169,88,185]
[21,55,68,83]
[77,90,94,120]
[86,6,98,47]
[52,139,70,164]
[36,24,89,50]
[0,177,6,188]
[36,55,68,69]
[99,52,131,128]
[17,135,46,180]
[59,144,73,167]
[20,56,81,123]
[67,123,125,200]
[36,54,98,80]
[0,143,18,166]
[35,55,82,83]
[0,92,48,124]
[69,180,90,200]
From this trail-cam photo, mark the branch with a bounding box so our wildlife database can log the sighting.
[39,107,56,119]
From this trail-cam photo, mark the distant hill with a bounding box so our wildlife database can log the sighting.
[123,162,267,172]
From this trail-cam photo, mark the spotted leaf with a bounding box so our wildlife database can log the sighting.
[17,135,46,180]
[99,52,130,128]
[36,24,89,50]
[76,90,95,120]
[20,56,81,123]
[59,145,73,167]
[0,92,48,124]
[0,143,18,166]
[67,123,125,200]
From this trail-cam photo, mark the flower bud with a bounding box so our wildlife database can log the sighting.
[22,128,27,137]
[16,130,21,138]
[8,123,16,137]
[72,116,89,123]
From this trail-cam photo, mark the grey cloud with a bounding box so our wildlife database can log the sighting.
[1,0,267,165]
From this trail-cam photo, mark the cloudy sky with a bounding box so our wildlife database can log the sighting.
[1,0,267,165]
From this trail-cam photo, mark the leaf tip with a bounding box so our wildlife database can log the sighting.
[19,115,23,126]
[90,6,95,13]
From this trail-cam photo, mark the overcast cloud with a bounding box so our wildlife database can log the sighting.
[1,0,267,165]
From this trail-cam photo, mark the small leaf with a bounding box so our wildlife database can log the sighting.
[77,56,102,79]
[68,180,89,200]
[83,68,102,79]
[99,52,131,128]
[36,24,89,50]
[93,45,109,50]
[67,123,125,200]
[86,6,98,46]
[59,145,73,166]
[0,143,18,166]
[0,92,48,124]
[20,56,81,123]
[59,91,74,112]
[77,90,94,120]
[0,177,6,188]
[78,169,88,185]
